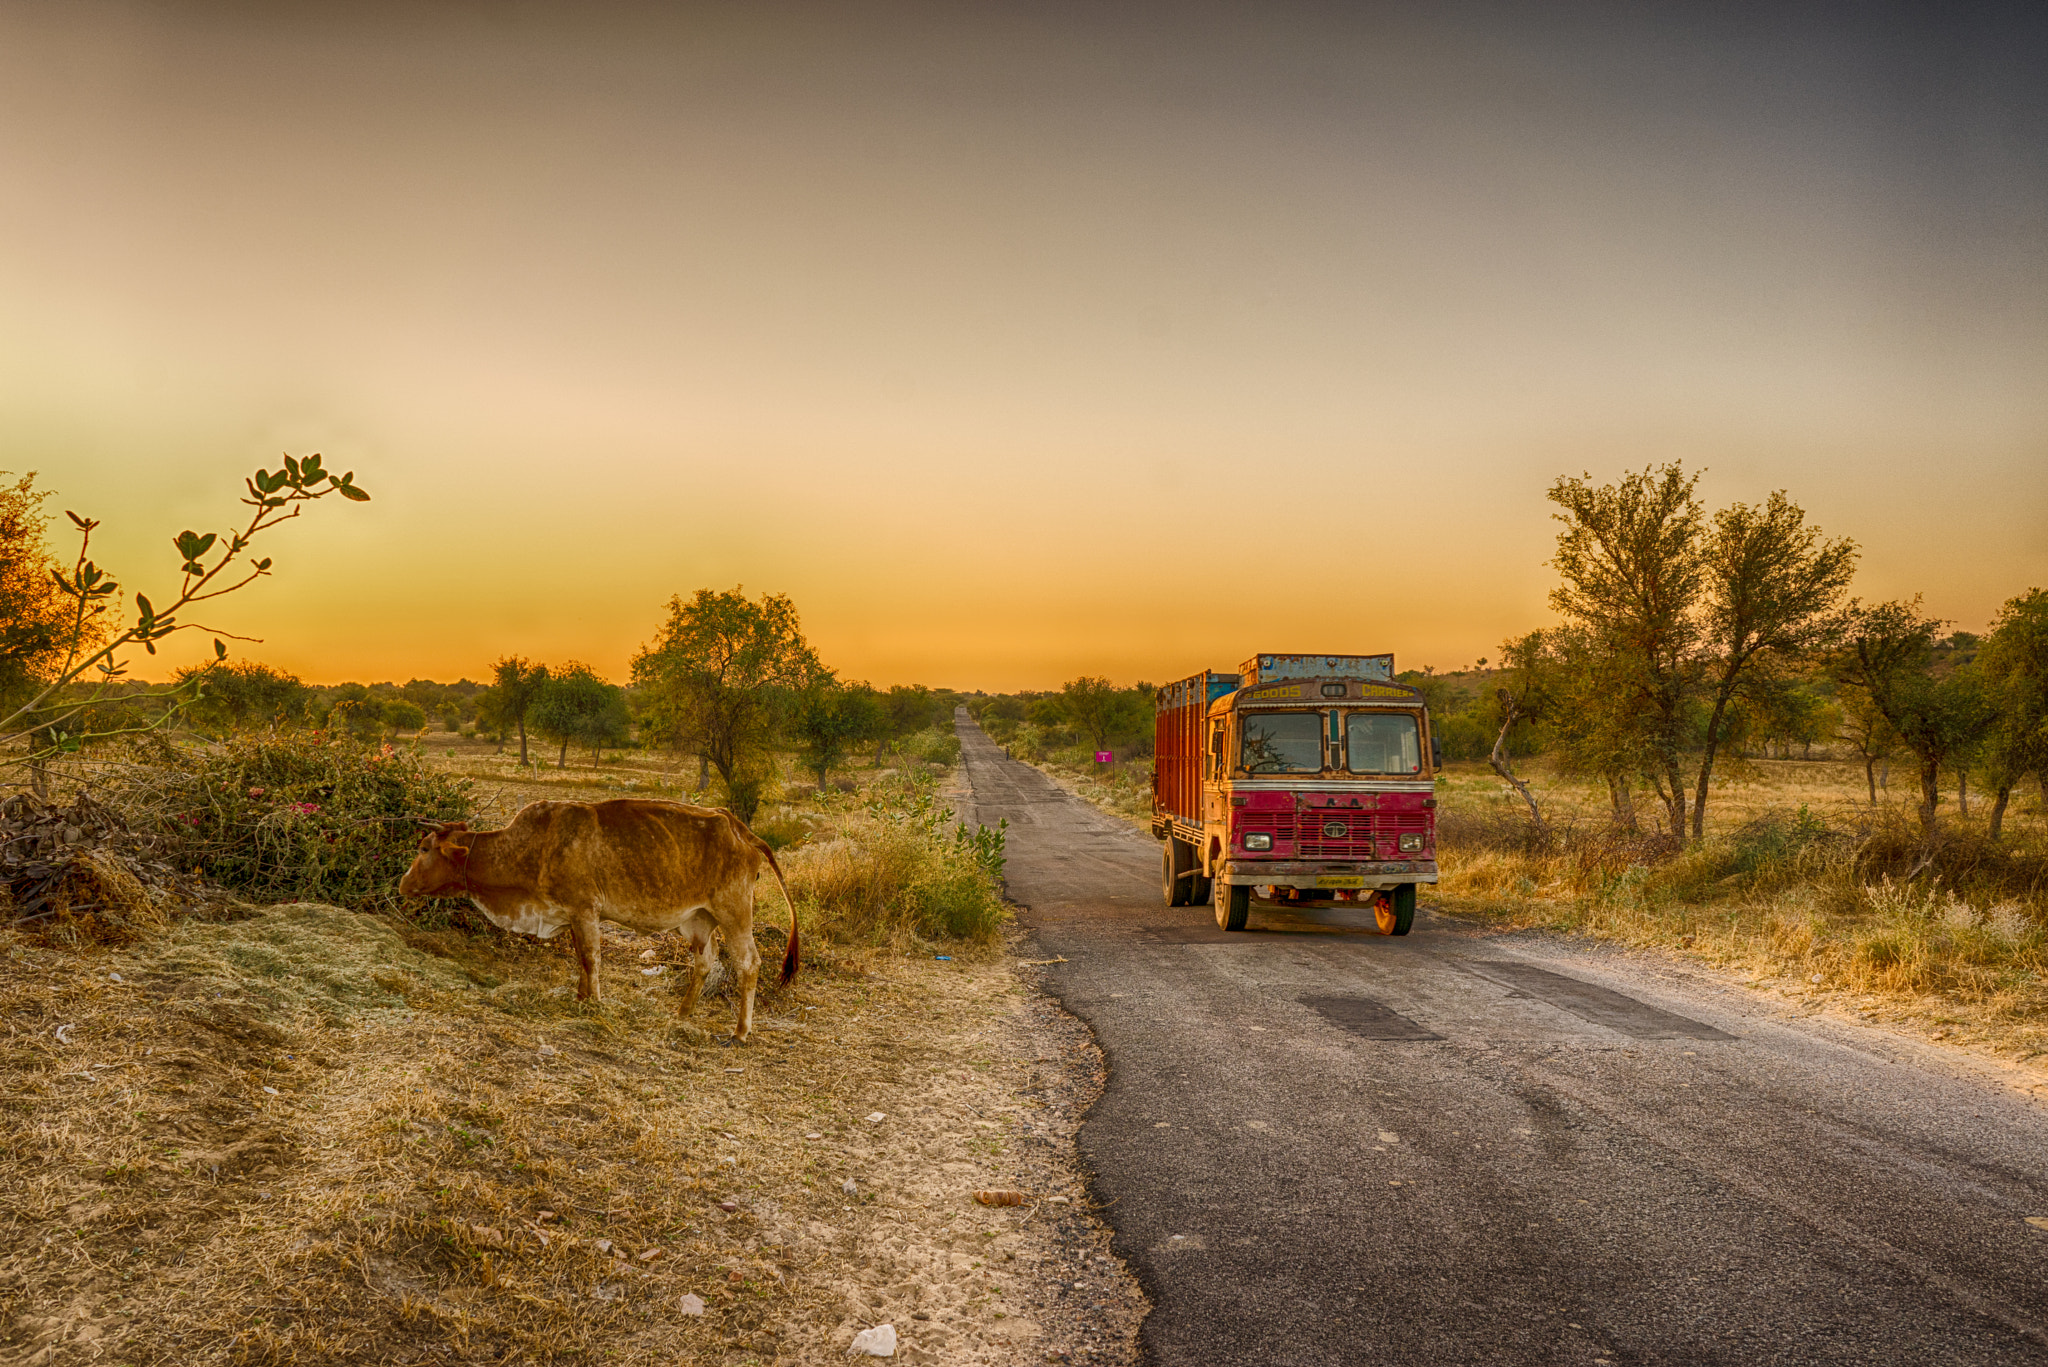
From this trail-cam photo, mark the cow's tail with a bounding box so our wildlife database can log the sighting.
[728,812,800,986]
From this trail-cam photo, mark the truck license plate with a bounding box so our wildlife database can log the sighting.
[1315,875,1366,888]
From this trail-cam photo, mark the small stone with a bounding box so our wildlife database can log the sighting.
[2027,1217,2048,1232]
[538,1044,558,1057]
[641,966,663,976]
[911,1311,930,1320]
[806,1132,823,1140]
[109,973,123,983]
[849,1323,897,1356]
[678,1292,706,1316]
[866,1112,886,1123]
[592,1239,613,1255]
[1047,1196,1069,1206]
[1377,1131,1399,1144]
[718,1201,739,1212]
[262,1086,280,1096]
[638,1246,663,1261]
[535,1210,558,1223]
[842,1178,859,1196]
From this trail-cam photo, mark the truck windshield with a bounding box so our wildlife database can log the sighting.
[1241,712,1325,773]
[1346,712,1421,774]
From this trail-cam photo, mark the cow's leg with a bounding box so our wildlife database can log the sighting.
[718,889,762,1043]
[567,914,601,1001]
[675,927,716,1019]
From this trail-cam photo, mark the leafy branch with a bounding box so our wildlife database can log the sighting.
[3,455,370,774]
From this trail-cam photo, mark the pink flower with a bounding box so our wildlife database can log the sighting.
[292,802,320,816]
[248,787,265,798]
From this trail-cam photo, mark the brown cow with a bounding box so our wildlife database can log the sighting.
[397,798,798,1041]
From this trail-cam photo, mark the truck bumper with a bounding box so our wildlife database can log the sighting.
[1217,860,1438,890]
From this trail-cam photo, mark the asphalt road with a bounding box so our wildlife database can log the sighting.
[954,714,2048,1367]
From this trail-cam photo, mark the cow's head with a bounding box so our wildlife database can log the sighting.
[398,820,473,897]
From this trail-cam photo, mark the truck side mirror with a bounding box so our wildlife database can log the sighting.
[1430,735,1443,770]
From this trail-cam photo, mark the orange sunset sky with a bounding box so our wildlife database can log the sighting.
[2,2,2044,691]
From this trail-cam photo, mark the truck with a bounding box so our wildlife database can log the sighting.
[1150,652,1439,934]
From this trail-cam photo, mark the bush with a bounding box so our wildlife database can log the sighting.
[117,733,473,918]
[782,777,1006,943]
[903,726,962,766]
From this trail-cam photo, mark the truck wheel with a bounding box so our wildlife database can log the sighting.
[1162,839,1192,907]
[1189,862,1212,905]
[1375,884,1416,936]
[1215,880,1250,932]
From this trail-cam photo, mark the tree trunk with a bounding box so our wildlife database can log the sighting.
[1988,784,2011,841]
[1958,770,1969,819]
[1864,755,1878,805]
[1879,760,1889,791]
[1488,710,1546,832]
[1917,754,1940,832]
[1662,763,1688,843]
[1690,683,1738,842]
[695,752,710,792]
[557,738,568,769]
[517,718,529,767]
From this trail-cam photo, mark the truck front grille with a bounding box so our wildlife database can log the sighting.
[1235,811,1430,858]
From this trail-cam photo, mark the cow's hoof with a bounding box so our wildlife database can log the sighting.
[719,1035,750,1047]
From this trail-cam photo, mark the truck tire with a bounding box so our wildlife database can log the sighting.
[1376,884,1416,937]
[1162,839,1193,907]
[1189,862,1212,906]
[1215,880,1250,932]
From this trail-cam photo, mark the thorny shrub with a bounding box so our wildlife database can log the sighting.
[113,731,473,919]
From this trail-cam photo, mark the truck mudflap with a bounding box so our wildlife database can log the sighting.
[1217,860,1438,890]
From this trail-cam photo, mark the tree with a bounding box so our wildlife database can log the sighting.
[1,455,368,794]
[175,660,309,734]
[1688,493,1856,837]
[530,665,630,767]
[1538,626,1653,827]
[631,587,819,820]
[1060,676,1148,754]
[385,699,429,736]
[1486,631,1555,830]
[1834,683,1899,805]
[1833,600,1993,833]
[1547,463,1705,841]
[480,656,549,765]
[794,676,880,790]
[1976,588,2048,839]
[0,474,77,722]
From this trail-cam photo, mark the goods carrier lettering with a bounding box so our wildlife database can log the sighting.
[1151,652,1440,934]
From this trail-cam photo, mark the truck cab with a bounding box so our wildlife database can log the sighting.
[1152,652,1438,934]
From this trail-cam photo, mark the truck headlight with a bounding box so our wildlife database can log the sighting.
[1398,834,1425,853]
[1243,833,1272,851]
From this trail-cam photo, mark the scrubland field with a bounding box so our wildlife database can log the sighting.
[0,736,1138,1367]
[1431,756,2048,1064]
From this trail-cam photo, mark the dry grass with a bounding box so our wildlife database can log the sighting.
[0,743,1074,1366]
[1432,758,2048,1064]
[0,904,1097,1365]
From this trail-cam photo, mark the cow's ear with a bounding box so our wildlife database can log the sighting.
[438,837,470,864]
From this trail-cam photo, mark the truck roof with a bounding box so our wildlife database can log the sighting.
[1239,653,1395,686]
